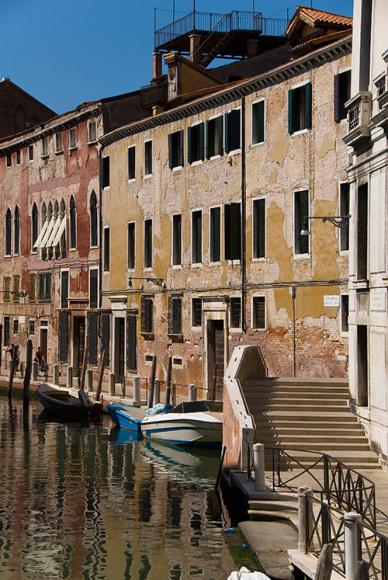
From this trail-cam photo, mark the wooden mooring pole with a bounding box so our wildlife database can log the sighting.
[148,355,156,409]
[23,340,33,405]
[7,344,16,399]
[165,356,172,405]
[95,351,105,402]
[80,344,88,390]
[315,543,333,580]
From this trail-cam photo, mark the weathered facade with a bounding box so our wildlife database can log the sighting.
[345,0,388,461]
[100,8,353,394]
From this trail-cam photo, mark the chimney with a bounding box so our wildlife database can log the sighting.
[153,52,163,80]
[189,34,201,65]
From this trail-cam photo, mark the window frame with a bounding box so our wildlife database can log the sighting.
[6,153,12,168]
[293,189,310,258]
[168,130,184,171]
[5,208,12,257]
[60,268,69,309]
[209,205,221,264]
[206,114,224,160]
[172,213,182,268]
[252,197,266,261]
[16,150,21,165]
[55,131,64,154]
[251,98,265,146]
[69,195,77,250]
[127,221,136,270]
[128,145,136,181]
[288,80,312,136]
[225,108,242,155]
[88,120,97,144]
[14,205,20,256]
[340,293,349,335]
[41,136,49,158]
[31,203,39,254]
[89,267,99,309]
[252,294,266,330]
[188,121,205,166]
[191,208,203,266]
[339,182,350,253]
[103,226,110,273]
[144,218,153,270]
[230,295,242,331]
[191,297,202,329]
[28,145,34,161]
[144,139,153,178]
[89,191,98,248]
[69,127,77,150]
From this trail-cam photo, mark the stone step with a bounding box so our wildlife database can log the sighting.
[244,385,349,394]
[255,427,365,436]
[279,449,379,462]
[258,441,371,451]
[248,500,297,512]
[247,509,294,522]
[245,378,349,388]
[250,403,348,413]
[256,435,368,445]
[245,391,349,400]
[257,411,359,422]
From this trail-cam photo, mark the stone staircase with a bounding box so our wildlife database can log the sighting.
[243,377,380,470]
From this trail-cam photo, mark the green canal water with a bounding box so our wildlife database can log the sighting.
[0,397,235,579]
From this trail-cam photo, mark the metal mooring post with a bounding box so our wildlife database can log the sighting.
[53,364,60,386]
[188,384,197,402]
[66,366,73,389]
[253,443,266,491]
[298,487,314,554]
[344,512,362,580]
[87,368,93,392]
[109,372,116,396]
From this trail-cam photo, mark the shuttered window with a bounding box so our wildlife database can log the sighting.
[252,100,265,144]
[58,311,69,362]
[89,269,98,309]
[3,317,10,346]
[191,210,202,264]
[206,116,223,158]
[141,296,153,335]
[334,70,351,123]
[144,220,152,268]
[12,275,20,303]
[168,130,184,169]
[252,296,266,329]
[126,312,137,371]
[128,222,135,269]
[38,273,52,301]
[225,109,241,153]
[28,273,36,302]
[100,312,110,367]
[168,295,182,337]
[3,277,11,302]
[192,298,202,327]
[188,123,204,164]
[294,190,309,255]
[128,146,136,180]
[210,207,221,262]
[224,203,241,260]
[5,209,12,256]
[61,271,69,309]
[87,311,99,365]
[288,83,312,134]
[172,214,182,266]
[253,198,265,259]
[230,297,241,329]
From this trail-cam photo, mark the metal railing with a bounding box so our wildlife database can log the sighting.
[155,10,288,48]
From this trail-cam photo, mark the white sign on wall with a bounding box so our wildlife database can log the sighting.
[324,295,340,307]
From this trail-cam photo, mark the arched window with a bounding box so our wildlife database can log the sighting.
[14,206,20,255]
[70,195,76,249]
[90,191,98,247]
[5,209,12,255]
[32,203,39,250]
[60,199,66,258]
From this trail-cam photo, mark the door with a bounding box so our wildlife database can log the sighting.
[207,320,225,401]
[114,317,125,381]
[73,317,86,377]
[357,325,368,406]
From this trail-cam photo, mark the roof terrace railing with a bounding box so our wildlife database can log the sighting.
[154,10,289,50]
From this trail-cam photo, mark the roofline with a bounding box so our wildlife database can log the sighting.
[0,78,57,116]
[100,34,352,148]
[287,6,352,37]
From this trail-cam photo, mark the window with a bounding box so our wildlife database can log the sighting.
[28,273,36,302]
[144,219,152,268]
[188,123,204,164]
[288,83,312,134]
[340,183,350,251]
[89,269,98,309]
[168,295,182,337]
[357,184,368,280]
[70,195,77,249]
[253,198,265,259]
[38,272,52,301]
[88,121,97,143]
[14,206,20,255]
[230,297,241,329]
[206,116,223,158]
[12,275,20,303]
[32,203,39,250]
[210,206,221,262]
[252,296,266,329]
[61,270,69,309]
[127,222,135,269]
[3,276,11,302]
[126,312,137,371]
[3,317,10,346]
[69,127,77,149]
[90,191,98,247]
[225,109,241,153]
[169,130,184,169]
[55,132,63,153]
[16,150,21,165]
[141,296,153,335]
[252,100,265,144]
[172,214,182,266]
[42,136,49,157]
[103,227,110,272]
[28,145,34,161]
[294,190,309,255]
[102,156,110,188]
[144,140,152,176]
[192,210,202,264]
[5,209,12,255]
[341,295,349,333]
[225,203,241,260]
[128,146,136,180]
[29,319,35,336]
[334,70,351,123]
[13,319,19,334]
[192,298,202,327]
[6,153,12,167]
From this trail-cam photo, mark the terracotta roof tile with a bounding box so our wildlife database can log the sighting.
[298,6,352,28]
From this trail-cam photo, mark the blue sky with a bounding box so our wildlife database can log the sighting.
[2,0,353,113]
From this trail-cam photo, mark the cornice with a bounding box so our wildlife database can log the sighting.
[101,35,351,148]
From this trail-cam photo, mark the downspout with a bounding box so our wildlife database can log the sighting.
[98,136,103,311]
[241,96,247,333]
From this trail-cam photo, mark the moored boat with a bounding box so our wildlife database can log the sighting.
[141,400,223,447]
[37,384,102,418]
[107,402,145,433]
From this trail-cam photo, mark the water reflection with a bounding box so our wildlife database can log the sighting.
[0,398,233,579]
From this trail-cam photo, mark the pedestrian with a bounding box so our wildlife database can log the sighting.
[34,346,46,372]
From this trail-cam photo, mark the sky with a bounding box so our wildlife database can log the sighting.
[1,0,353,114]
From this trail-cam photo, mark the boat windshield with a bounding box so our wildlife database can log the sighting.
[168,400,223,414]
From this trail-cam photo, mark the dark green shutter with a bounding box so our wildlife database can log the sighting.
[305,82,312,130]
[126,313,137,371]
[199,123,204,160]
[217,116,224,155]
[58,311,69,363]
[224,114,229,153]
[205,121,210,159]
[288,89,294,134]
[180,130,184,167]
[100,312,110,367]
[334,74,341,123]
[88,311,99,365]
[187,126,192,164]
[224,204,231,259]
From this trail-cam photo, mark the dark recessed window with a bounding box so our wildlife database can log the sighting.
[6,153,12,167]
[144,141,153,176]
[294,190,309,255]
[192,298,202,327]
[16,150,21,165]
[29,319,35,336]
[340,183,350,251]
[61,270,69,309]
[206,116,223,159]
[334,70,351,123]
[252,296,266,329]
[69,127,77,149]
[28,145,34,161]
[38,272,52,301]
[210,206,221,263]
[341,295,349,332]
[192,210,202,264]
[169,130,184,169]
[225,110,241,153]
[102,156,110,188]
[128,146,136,180]
[288,83,312,134]
[88,121,97,142]
[224,203,241,260]
[55,132,63,153]
[127,222,135,269]
[252,100,265,144]
[14,206,20,255]
[89,269,98,309]
[3,317,10,346]
[188,123,204,164]
[70,195,77,249]
[144,219,152,268]
[141,296,153,335]
[103,227,110,272]
[172,214,182,266]
[42,136,49,157]
[90,191,98,247]
[168,295,182,337]
[5,208,12,256]
[13,319,19,334]
[253,198,265,259]
[230,297,241,329]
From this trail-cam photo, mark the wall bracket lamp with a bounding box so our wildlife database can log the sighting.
[301,215,351,236]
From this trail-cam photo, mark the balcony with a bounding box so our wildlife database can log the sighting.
[373,50,388,130]
[344,91,372,148]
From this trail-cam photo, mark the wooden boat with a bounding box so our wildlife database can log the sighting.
[37,384,102,419]
[141,400,223,447]
[107,402,145,433]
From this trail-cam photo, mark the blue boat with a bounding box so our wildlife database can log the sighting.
[107,402,144,433]
[109,426,142,444]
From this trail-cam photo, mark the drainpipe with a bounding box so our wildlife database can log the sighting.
[98,142,103,311]
[291,286,296,377]
[241,96,247,333]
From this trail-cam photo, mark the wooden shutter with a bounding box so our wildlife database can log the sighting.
[288,89,294,134]
[168,133,173,169]
[224,204,231,259]
[305,82,312,130]
[199,123,204,160]
[187,126,192,164]
[141,296,153,334]
[89,269,98,309]
[87,311,99,365]
[28,273,36,303]
[179,130,184,167]
[217,116,224,156]
[12,275,20,302]
[334,74,341,123]
[205,121,210,159]
[100,312,110,366]
[210,207,220,262]
[58,311,69,362]
[224,113,229,153]
[126,312,137,371]
[169,296,182,335]
[230,203,241,260]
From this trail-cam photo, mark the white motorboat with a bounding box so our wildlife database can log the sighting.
[141,400,223,447]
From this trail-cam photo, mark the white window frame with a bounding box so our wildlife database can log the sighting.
[207,113,223,161]
[69,127,77,150]
[143,218,153,271]
[209,204,222,265]
[251,97,266,147]
[41,136,49,158]
[252,196,267,262]
[191,208,203,267]
[189,120,205,167]
[144,139,153,179]
[289,79,311,137]
[225,107,242,156]
[55,132,64,154]
[251,294,267,331]
[127,145,136,183]
[89,266,99,309]
[88,120,97,144]
[293,188,310,259]
[171,213,182,269]
[127,221,136,271]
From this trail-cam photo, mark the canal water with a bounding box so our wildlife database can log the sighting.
[0,397,235,579]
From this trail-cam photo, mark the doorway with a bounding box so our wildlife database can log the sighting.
[73,317,86,377]
[40,328,48,363]
[207,320,225,401]
[114,317,125,381]
[357,325,368,406]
